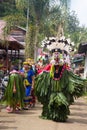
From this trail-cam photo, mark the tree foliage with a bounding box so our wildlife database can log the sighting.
[0,0,87,58]
[0,0,16,17]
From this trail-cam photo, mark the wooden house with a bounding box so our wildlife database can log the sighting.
[0,20,26,70]
[78,42,87,78]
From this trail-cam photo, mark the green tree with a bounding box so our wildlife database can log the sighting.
[0,0,16,17]
[15,0,50,61]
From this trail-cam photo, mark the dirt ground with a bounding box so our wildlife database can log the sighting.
[0,97,87,130]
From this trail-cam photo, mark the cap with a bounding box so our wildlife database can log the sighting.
[23,61,30,65]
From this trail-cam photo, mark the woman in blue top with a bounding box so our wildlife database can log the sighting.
[21,62,35,109]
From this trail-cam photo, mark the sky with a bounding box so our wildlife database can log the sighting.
[71,0,87,27]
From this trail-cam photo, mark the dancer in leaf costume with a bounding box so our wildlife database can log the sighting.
[35,49,86,122]
[5,67,25,112]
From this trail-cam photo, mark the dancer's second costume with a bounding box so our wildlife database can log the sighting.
[35,51,86,122]
[5,70,25,111]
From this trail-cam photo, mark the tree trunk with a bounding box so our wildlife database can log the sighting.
[25,25,35,59]
[34,22,39,63]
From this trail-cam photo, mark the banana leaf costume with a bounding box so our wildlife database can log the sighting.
[35,63,86,122]
[5,71,25,109]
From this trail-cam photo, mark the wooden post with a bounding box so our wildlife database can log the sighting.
[11,49,12,60]
[18,50,19,59]
[15,50,16,58]
[6,46,9,71]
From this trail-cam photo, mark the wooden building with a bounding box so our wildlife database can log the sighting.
[78,42,87,78]
[0,20,26,70]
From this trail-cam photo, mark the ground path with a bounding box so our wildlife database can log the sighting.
[0,97,87,130]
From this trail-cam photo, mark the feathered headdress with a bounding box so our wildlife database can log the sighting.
[41,36,74,66]
[41,36,74,54]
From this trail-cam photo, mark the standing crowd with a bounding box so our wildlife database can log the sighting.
[4,58,36,113]
[0,55,49,113]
